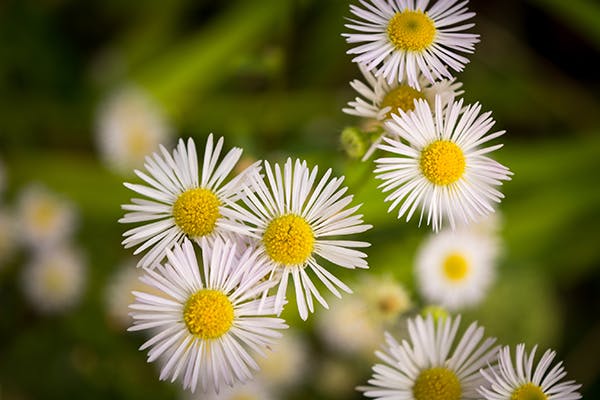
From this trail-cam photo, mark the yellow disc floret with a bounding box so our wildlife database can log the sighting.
[263,214,315,266]
[420,140,466,186]
[511,383,548,400]
[183,289,234,339]
[443,252,470,282]
[387,10,436,52]
[173,188,221,237]
[380,84,426,117]
[412,367,462,400]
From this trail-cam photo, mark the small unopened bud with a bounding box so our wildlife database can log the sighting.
[340,126,368,159]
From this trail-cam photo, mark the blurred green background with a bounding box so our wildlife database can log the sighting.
[0,0,599,399]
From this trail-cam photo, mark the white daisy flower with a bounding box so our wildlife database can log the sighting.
[343,0,479,88]
[415,227,498,310]
[344,65,463,160]
[375,96,513,231]
[362,314,498,399]
[22,245,87,314]
[344,64,462,122]
[225,158,372,320]
[16,184,77,249]
[120,135,259,269]
[129,238,287,393]
[479,344,582,400]
[96,86,172,174]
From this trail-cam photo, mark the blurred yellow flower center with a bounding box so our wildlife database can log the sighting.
[173,188,221,237]
[511,383,548,400]
[125,126,153,159]
[42,264,68,295]
[263,214,314,266]
[387,10,436,51]
[443,253,469,281]
[381,85,426,117]
[183,289,234,339]
[420,140,465,185]
[32,201,58,229]
[412,367,461,400]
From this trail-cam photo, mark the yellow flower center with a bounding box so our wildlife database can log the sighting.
[420,140,465,186]
[172,188,221,237]
[380,84,426,118]
[443,253,469,282]
[183,289,234,339]
[412,367,462,400]
[511,383,548,400]
[387,10,436,52]
[263,214,314,266]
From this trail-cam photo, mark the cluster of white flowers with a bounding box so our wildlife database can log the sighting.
[113,0,583,398]
[341,1,581,399]
[120,134,372,392]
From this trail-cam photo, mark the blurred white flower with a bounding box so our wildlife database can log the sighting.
[0,208,17,268]
[256,330,309,390]
[22,245,87,314]
[316,296,383,358]
[184,380,273,400]
[416,226,499,310]
[104,260,162,329]
[16,184,77,250]
[357,274,411,323]
[96,86,171,174]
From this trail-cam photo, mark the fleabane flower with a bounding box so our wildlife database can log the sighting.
[415,227,498,310]
[479,344,582,400]
[96,86,172,174]
[17,184,77,249]
[22,245,87,314]
[120,135,259,269]
[362,314,498,400]
[129,238,287,393]
[344,64,462,122]
[225,158,372,320]
[343,0,479,88]
[344,65,463,160]
[375,96,512,231]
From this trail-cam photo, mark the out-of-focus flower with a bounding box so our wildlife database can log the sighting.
[256,330,308,390]
[21,245,86,314]
[357,274,411,323]
[129,239,287,393]
[316,296,383,358]
[317,359,362,399]
[375,96,512,231]
[104,260,161,329]
[415,227,499,310]
[184,380,273,400]
[362,314,497,399]
[343,0,479,88]
[225,158,372,320]
[96,86,171,174]
[16,184,77,249]
[479,344,582,400]
[0,208,17,268]
[120,135,259,269]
